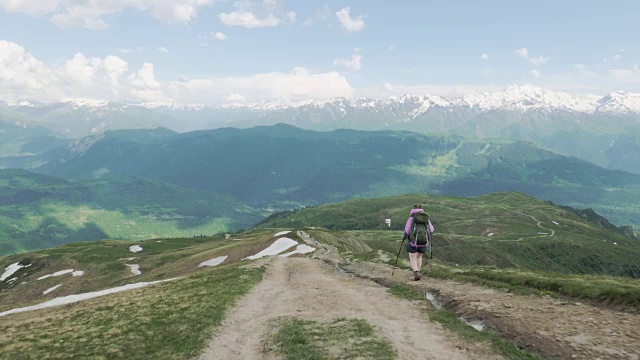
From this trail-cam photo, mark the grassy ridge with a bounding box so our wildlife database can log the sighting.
[258,193,640,278]
[0,263,264,360]
[279,226,640,308]
[426,265,640,308]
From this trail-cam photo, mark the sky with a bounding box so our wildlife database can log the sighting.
[0,0,639,105]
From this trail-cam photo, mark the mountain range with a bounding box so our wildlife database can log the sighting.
[28,125,640,230]
[2,86,640,175]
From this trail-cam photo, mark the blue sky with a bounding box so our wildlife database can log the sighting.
[0,0,639,105]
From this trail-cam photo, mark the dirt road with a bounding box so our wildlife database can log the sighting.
[198,256,502,360]
[347,261,640,360]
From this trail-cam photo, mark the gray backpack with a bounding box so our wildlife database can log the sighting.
[410,212,430,246]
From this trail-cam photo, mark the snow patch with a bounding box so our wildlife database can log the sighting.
[274,231,292,237]
[37,269,75,280]
[1,262,31,282]
[198,256,228,267]
[0,278,183,317]
[280,245,316,257]
[43,285,61,295]
[488,233,494,237]
[552,221,560,225]
[126,264,141,276]
[244,238,298,260]
[129,245,143,253]
[72,271,84,277]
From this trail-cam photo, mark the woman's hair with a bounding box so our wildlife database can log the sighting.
[413,203,423,209]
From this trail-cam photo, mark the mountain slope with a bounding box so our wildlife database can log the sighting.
[0,117,66,169]
[0,169,262,255]
[257,192,640,278]
[3,86,640,175]
[36,124,640,229]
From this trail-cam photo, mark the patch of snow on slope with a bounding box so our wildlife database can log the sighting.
[0,278,182,317]
[72,271,84,277]
[129,245,143,253]
[198,256,228,267]
[37,269,75,280]
[43,285,61,295]
[126,264,141,276]
[1,262,31,281]
[552,221,560,226]
[280,245,316,257]
[244,238,299,260]
[274,231,292,237]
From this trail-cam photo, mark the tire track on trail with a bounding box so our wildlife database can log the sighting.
[197,256,502,360]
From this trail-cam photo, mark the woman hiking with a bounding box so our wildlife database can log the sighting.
[403,204,434,281]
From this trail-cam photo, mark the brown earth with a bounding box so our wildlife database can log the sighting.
[341,257,640,360]
[198,231,640,360]
[197,256,502,360]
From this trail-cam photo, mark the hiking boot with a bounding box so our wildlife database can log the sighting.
[413,271,421,281]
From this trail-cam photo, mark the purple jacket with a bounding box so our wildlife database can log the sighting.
[404,208,434,238]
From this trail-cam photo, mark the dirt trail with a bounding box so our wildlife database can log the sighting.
[347,261,640,360]
[198,256,502,360]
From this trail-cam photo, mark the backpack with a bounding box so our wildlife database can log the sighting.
[410,212,430,247]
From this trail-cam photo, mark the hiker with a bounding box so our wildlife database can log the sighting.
[403,204,434,281]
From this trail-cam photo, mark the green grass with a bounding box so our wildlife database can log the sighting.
[0,230,279,311]
[387,284,543,360]
[268,317,397,360]
[0,263,264,360]
[271,195,640,279]
[0,169,264,255]
[426,264,640,309]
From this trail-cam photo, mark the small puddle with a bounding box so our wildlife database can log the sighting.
[426,291,484,331]
[460,318,485,331]
[425,291,443,309]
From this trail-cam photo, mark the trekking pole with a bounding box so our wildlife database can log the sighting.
[429,232,433,274]
[391,238,405,277]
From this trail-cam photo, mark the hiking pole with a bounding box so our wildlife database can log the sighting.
[391,238,405,277]
[428,232,433,274]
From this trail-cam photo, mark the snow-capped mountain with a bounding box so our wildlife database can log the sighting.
[2,85,640,137]
[221,85,639,116]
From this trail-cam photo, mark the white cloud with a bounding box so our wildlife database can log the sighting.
[530,69,541,78]
[166,67,354,104]
[0,0,218,29]
[334,50,362,71]
[212,31,229,40]
[219,11,280,28]
[335,7,364,32]
[515,48,529,59]
[157,47,169,53]
[118,47,141,54]
[358,83,503,99]
[0,40,354,105]
[316,4,331,20]
[302,18,313,27]
[515,47,549,66]
[608,64,640,83]
[480,53,490,61]
[286,11,296,23]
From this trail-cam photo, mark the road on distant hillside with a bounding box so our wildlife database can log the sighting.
[198,255,502,360]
